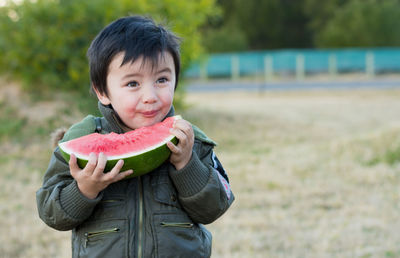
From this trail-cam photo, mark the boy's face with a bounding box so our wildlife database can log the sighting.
[95,52,175,130]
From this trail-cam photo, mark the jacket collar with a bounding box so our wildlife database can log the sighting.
[98,102,175,133]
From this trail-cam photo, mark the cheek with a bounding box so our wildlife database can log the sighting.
[160,90,174,106]
[117,96,139,112]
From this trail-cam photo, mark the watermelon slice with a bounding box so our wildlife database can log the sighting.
[59,115,180,178]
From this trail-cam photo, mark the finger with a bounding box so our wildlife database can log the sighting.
[105,159,125,181]
[172,120,194,140]
[112,169,133,182]
[167,140,181,154]
[84,152,98,174]
[170,128,187,143]
[173,119,192,134]
[93,152,107,177]
[179,123,194,142]
[173,116,182,126]
[69,154,80,175]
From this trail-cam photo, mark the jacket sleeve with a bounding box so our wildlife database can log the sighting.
[169,138,235,224]
[36,116,103,231]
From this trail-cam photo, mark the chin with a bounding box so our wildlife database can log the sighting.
[131,118,158,129]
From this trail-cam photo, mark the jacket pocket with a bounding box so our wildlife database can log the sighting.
[150,168,181,208]
[89,195,126,220]
[152,213,211,258]
[74,219,128,258]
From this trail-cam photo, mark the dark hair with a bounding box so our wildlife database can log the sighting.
[87,15,181,96]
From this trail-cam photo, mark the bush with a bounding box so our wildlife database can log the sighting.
[0,0,216,99]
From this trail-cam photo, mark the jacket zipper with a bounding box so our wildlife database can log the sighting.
[84,228,119,247]
[137,176,144,258]
[160,222,194,228]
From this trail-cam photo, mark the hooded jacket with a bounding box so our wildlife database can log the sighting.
[36,103,234,258]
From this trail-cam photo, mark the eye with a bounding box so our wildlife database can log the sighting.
[156,77,168,84]
[126,81,139,88]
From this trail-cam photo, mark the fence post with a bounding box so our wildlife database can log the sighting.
[200,61,208,81]
[329,54,337,78]
[366,51,375,78]
[264,55,273,82]
[296,54,305,81]
[231,55,240,81]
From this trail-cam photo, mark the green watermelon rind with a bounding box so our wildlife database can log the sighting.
[59,134,178,178]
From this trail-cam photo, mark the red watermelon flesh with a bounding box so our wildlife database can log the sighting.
[59,115,180,177]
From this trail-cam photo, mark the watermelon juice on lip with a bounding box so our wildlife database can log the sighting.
[59,115,181,178]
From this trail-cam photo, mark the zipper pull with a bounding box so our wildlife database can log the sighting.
[160,222,194,228]
[84,233,88,248]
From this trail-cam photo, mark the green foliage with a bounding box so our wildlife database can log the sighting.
[303,0,347,35]
[202,24,248,53]
[199,1,248,52]
[203,0,313,51]
[231,0,312,49]
[204,0,400,51]
[314,0,400,47]
[0,0,217,100]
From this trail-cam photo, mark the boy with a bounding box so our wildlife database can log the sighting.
[36,15,234,257]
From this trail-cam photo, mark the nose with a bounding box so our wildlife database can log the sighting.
[142,84,157,104]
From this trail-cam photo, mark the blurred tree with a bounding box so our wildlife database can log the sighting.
[202,24,249,53]
[306,0,400,47]
[0,0,217,98]
[204,0,400,51]
[202,0,313,52]
[303,0,347,38]
[199,0,248,52]
[233,0,313,49]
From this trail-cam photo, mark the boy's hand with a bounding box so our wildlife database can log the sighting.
[69,152,133,199]
[167,118,194,170]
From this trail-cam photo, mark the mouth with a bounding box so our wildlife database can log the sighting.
[141,110,159,118]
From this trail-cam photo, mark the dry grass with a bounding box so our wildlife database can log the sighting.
[184,89,400,258]
[1,86,400,257]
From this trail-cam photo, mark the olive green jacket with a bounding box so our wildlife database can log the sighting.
[36,103,234,258]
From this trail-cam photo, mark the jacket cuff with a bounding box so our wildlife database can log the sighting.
[59,180,102,219]
[169,151,210,197]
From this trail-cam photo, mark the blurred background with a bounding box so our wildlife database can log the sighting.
[1,0,400,257]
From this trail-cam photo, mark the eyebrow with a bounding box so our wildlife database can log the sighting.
[121,67,172,81]
[121,73,142,81]
[156,67,172,74]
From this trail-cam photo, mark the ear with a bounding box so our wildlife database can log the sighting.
[92,84,111,105]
